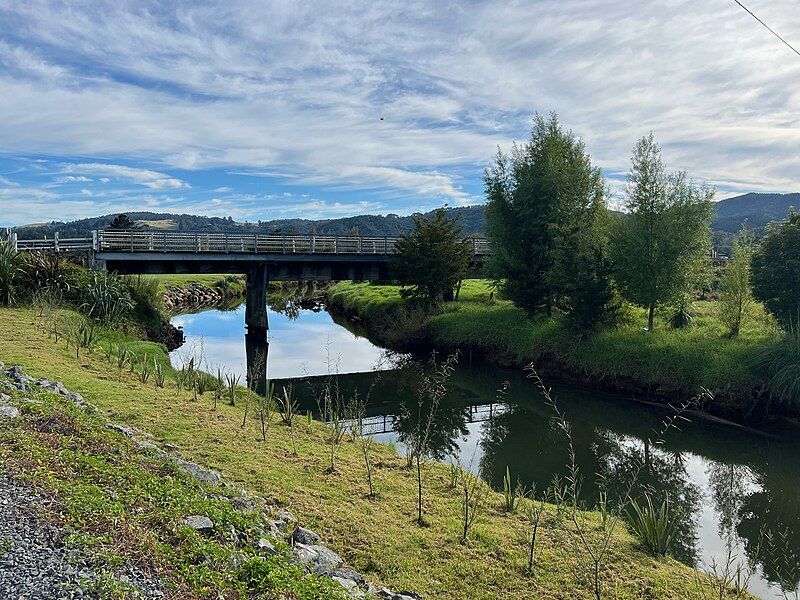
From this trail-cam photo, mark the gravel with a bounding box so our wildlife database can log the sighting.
[0,474,164,599]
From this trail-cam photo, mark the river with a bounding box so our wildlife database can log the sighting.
[171,302,800,599]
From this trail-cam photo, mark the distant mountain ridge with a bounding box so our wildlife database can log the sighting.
[14,206,486,239]
[711,192,799,232]
[12,192,798,239]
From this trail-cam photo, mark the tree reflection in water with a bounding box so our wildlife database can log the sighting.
[479,405,700,565]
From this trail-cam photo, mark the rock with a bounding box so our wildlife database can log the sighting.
[174,458,222,486]
[0,406,20,420]
[332,576,366,598]
[276,508,296,523]
[307,544,342,576]
[290,543,318,569]
[292,526,321,545]
[333,567,365,586]
[105,423,140,437]
[0,393,10,403]
[256,538,277,554]
[182,515,214,533]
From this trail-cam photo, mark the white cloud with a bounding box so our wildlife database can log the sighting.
[0,0,799,223]
[63,163,189,190]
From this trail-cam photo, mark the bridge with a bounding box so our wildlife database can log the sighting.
[7,228,489,392]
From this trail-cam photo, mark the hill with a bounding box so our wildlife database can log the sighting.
[13,192,799,240]
[14,206,486,238]
[711,192,799,232]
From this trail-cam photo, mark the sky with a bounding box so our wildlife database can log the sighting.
[0,0,798,227]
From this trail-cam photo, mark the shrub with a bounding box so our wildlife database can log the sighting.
[626,495,680,556]
[84,271,135,326]
[0,240,22,305]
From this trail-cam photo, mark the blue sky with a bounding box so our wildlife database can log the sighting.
[0,0,798,226]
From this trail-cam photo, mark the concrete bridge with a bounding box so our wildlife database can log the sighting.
[9,228,489,393]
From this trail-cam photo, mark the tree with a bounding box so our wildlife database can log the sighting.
[719,227,756,337]
[484,113,614,324]
[392,209,471,304]
[751,211,800,329]
[611,134,713,331]
[108,214,134,229]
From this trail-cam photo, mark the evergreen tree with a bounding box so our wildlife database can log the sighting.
[392,209,471,305]
[751,211,800,329]
[611,134,713,331]
[719,227,756,337]
[108,213,134,229]
[484,113,615,326]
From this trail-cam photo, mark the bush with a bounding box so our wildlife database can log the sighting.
[83,271,135,326]
[0,240,22,305]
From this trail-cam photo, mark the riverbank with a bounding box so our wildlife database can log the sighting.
[327,280,782,423]
[0,305,730,599]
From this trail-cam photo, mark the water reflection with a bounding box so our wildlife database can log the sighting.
[174,305,800,599]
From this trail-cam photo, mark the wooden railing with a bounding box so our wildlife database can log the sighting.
[96,230,491,256]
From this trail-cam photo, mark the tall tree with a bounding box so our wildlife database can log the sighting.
[719,227,756,337]
[484,113,614,325]
[611,134,713,331]
[108,213,134,229]
[392,208,471,305]
[751,211,800,329]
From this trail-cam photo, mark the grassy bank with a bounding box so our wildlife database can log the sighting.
[0,305,729,599]
[328,280,780,419]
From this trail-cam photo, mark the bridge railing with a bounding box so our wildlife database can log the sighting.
[7,228,490,256]
[97,229,491,256]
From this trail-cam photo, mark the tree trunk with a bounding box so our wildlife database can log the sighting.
[647,302,655,331]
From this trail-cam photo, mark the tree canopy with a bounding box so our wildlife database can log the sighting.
[611,134,713,330]
[751,211,800,329]
[108,214,135,229]
[484,113,615,328]
[392,208,472,305]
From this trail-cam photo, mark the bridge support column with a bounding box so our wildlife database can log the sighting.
[245,264,269,395]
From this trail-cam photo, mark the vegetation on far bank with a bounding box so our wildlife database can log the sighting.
[0,304,743,599]
[328,280,782,418]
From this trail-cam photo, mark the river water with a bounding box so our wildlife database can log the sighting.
[171,303,800,599]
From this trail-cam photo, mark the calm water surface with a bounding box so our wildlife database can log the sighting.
[172,304,800,599]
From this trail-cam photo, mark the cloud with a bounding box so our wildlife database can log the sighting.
[0,0,799,225]
[63,163,189,190]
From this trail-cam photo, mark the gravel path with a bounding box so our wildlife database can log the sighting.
[0,474,164,600]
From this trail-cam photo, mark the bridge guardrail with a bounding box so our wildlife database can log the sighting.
[96,230,491,256]
[7,229,491,256]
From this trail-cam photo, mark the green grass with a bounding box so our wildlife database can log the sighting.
[148,274,241,292]
[0,305,732,599]
[328,280,780,412]
[0,367,344,599]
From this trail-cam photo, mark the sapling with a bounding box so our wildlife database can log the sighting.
[460,471,487,544]
[256,383,276,443]
[402,351,458,526]
[521,490,547,575]
[278,386,298,455]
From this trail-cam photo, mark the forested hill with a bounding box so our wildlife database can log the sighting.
[711,192,800,232]
[12,192,799,239]
[14,206,486,238]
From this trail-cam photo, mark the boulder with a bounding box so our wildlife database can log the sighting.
[306,544,342,576]
[256,538,277,555]
[182,515,214,533]
[174,458,222,486]
[0,406,20,420]
[292,526,321,545]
